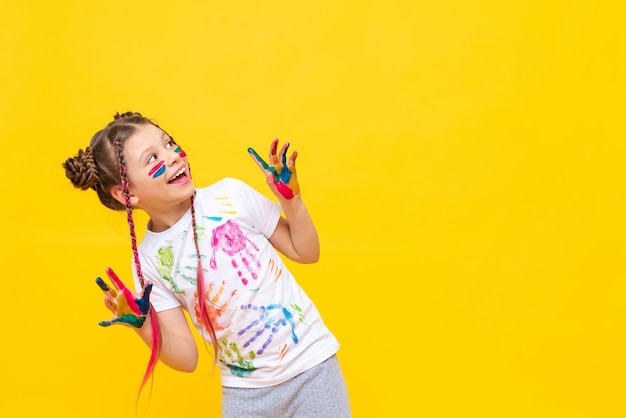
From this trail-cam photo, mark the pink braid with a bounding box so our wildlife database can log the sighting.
[114,140,161,399]
[190,193,219,362]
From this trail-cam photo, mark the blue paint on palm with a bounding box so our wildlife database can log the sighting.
[279,144,293,184]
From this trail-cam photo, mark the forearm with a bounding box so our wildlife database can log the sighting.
[277,194,320,263]
[135,309,199,373]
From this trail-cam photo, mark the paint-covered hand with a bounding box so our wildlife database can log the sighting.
[248,139,300,200]
[95,267,152,328]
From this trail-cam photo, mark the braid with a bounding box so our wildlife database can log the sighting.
[63,147,101,191]
[114,137,160,399]
[65,111,172,402]
[114,140,145,285]
[190,194,219,361]
[114,111,139,121]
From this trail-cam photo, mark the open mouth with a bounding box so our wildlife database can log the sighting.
[168,167,188,184]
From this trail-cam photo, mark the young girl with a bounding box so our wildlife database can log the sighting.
[63,112,351,417]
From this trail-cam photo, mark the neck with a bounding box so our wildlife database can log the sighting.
[146,199,192,232]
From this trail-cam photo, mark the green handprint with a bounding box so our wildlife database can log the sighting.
[219,339,256,378]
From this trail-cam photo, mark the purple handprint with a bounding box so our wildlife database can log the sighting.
[236,303,299,355]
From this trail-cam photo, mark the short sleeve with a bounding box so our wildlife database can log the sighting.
[224,177,282,238]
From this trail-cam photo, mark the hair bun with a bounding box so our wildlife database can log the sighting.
[114,111,143,121]
[63,147,100,190]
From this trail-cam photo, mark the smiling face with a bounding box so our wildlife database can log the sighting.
[116,123,195,227]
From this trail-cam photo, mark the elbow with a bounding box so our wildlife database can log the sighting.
[165,352,198,373]
[183,353,199,372]
[300,251,320,264]
[179,363,198,373]
[171,358,198,373]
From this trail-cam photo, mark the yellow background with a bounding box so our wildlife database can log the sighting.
[1,1,625,417]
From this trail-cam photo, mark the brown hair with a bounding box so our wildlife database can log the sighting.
[63,112,158,210]
[63,112,218,397]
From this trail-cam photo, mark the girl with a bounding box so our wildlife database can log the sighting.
[63,112,351,417]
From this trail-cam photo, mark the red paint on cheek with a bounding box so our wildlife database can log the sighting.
[148,160,165,178]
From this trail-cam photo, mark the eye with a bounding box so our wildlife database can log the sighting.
[166,139,176,148]
[147,154,157,164]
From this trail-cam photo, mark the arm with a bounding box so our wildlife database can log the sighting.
[269,197,320,264]
[97,269,199,373]
[248,139,320,264]
[134,307,199,373]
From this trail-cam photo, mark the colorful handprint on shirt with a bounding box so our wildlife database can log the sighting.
[194,280,237,331]
[219,339,257,378]
[236,303,299,355]
[209,220,261,286]
[156,245,184,294]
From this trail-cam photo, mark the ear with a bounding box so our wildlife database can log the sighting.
[111,185,139,208]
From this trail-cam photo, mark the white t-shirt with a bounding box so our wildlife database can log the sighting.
[132,177,339,388]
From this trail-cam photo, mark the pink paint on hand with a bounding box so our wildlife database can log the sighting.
[275,182,295,199]
[105,267,142,315]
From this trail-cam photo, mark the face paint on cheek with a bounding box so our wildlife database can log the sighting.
[175,147,186,158]
[148,160,166,179]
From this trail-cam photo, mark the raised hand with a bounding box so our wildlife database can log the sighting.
[95,267,152,328]
[248,138,300,200]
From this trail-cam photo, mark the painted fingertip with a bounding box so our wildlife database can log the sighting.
[248,148,259,158]
[95,277,109,291]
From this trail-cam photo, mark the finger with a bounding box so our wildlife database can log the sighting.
[110,314,146,328]
[264,170,279,192]
[277,141,289,169]
[269,138,279,166]
[135,283,153,315]
[105,267,142,315]
[96,277,117,298]
[287,150,298,171]
[248,147,272,171]
[105,267,126,291]
[98,315,144,328]
[104,295,116,313]
[249,147,279,182]
[95,277,110,292]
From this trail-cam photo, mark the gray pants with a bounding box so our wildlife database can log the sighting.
[221,354,351,418]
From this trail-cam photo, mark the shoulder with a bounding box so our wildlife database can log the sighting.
[196,177,258,197]
[196,177,249,192]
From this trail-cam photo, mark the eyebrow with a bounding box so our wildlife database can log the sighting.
[136,130,169,164]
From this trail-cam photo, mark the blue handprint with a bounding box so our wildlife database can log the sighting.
[236,303,299,355]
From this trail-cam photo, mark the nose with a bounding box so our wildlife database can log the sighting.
[168,148,181,165]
